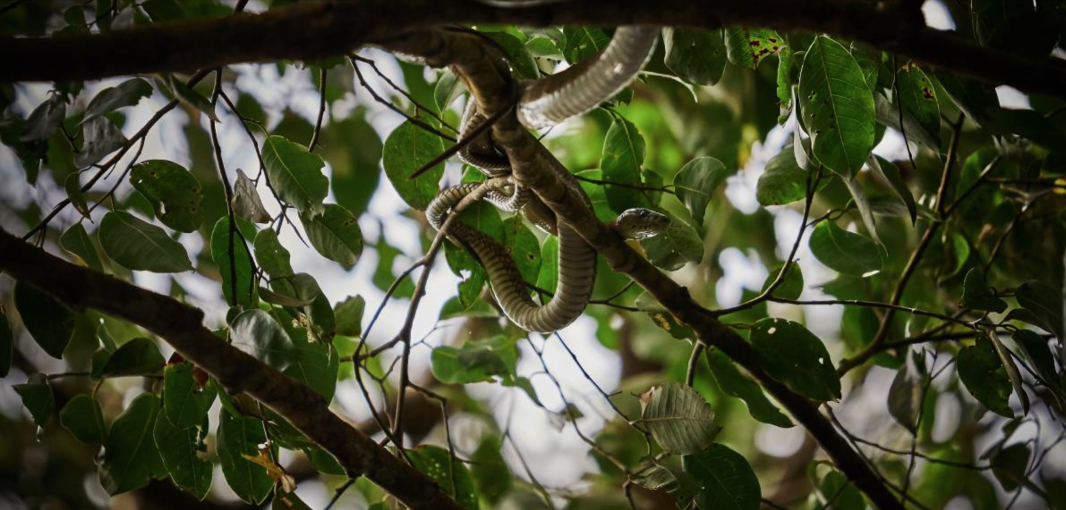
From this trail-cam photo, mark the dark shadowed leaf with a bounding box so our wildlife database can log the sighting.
[673,156,728,227]
[958,334,1014,418]
[1014,280,1064,340]
[707,349,793,428]
[633,463,700,508]
[99,393,167,495]
[262,135,328,216]
[640,382,720,455]
[683,444,761,510]
[1013,330,1058,388]
[21,94,66,142]
[300,203,363,267]
[752,318,840,401]
[760,263,804,301]
[83,78,153,123]
[0,310,11,377]
[211,217,256,308]
[163,363,215,428]
[101,338,165,377]
[887,349,927,432]
[153,405,211,499]
[663,28,727,86]
[895,64,942,148]
[867,156,917,224]
[99,211,192,272]
[14,281,74,359]
[799,36,875,177]
[471,435,512,505]
[986,330,1030,415]
[166,76,218,122]
[808,221,882,277]
[60,223,104,271]
[960,269,1008,313]
[230,309,291,369]
[14,374,53,427]
[811,470,864,510]
[992,443,1031,492]
[59,394,107,444]
[484,32,539,80]
[382,120,447,211]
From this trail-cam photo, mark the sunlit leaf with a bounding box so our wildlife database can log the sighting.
[382,120,446,211]
[673,156,728,228]
[602,116,650,213]
[752,318,840,401]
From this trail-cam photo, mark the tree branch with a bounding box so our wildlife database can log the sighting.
[0,229,463,510]
[2,0,1066,102]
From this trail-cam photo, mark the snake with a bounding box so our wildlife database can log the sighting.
[429,14,665,333]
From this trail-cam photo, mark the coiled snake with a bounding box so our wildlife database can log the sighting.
[428,18,666,333]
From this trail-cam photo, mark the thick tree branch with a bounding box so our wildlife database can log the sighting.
[2,0,1066,102]
[0,229,463,510]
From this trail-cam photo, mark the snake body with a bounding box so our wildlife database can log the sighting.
[430,17,663,333]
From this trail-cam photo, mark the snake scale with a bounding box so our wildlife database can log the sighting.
[428,15,665,333]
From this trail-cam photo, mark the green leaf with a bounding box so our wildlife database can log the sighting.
[432,335,518,385]
[382,120,447,211]
[0,310,11,378]
[76,116,127,167]
[230,309,291,369]
[299,203,363,267]
[934,70,999,124]
[471,436,512,505]
[683,444,761,510]
[232,168,272,224]
[725,28,784,69]
[960,269,1008,313]
[562,27,610,63]
[21,94,66,142]
[166,76,219,122]
[987,330,1030,415]
[799,36,876,177]
[408,445,480,510]
[808,221,882,277]
[1014,280,1064,340]
[60,222,104,271]
[887,349,927,432]
[262,135,328,216]
[99,393,167,495]
[259,273,320,307]
[65,173,90,219]
[640,382,720,455]
[163,363,215,428]
[211,216,257,308]
[601,116,650,213]
[83,78,153,124]
[14,374,53,427]
[254,228,294,279]
[673,156,728,228]
[217,408,273,505]
[757,143,808,206]
[706,350,792,428]
[991,443,1031,492]
[127,159,204,233]
[434,69,464,112]
[59,394,108,444]
[663,28,727,86]
[576,168,616,224]
[811,470,864,510]
[895,65,942,148]
[535,236,559,295]
[776,46,795,117]
[484,32,539,80]
[282,333,338,402]
[153,404,212,499]
[760,263,804,301]
[501,216,541,285]
[334,295,365,337]
[639,213,704,272]
[99,211,193,273]
[101,338,165,377]
[305,446,345,475]
[752,318,841,401]
[957,334,1015,418]
[867,156,917,225]
[14,281,74,359]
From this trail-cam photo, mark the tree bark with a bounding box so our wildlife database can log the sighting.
[1,0,1065,102]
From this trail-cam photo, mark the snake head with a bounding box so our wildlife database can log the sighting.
[614,208,670,240]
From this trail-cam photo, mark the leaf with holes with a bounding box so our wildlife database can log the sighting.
[163,363,216,429]
[101,338,165,377]
[59,394,108,444]
[752,318,840,401]
[408,445,479,510]
[799,36,875,177]
[683,444,761,510]
[1014,280,1064,340]
[99,211,192,272]
[262,135,328,217]
[725,28,784,69]
[640,382,720,455]
[757,143,808,206]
